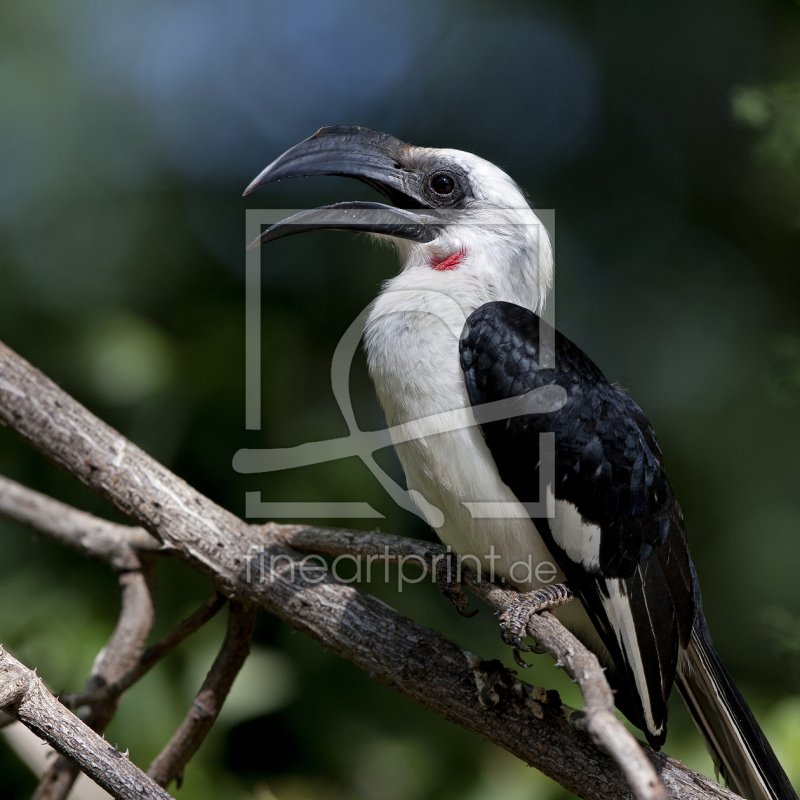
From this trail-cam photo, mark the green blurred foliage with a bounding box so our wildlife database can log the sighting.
[732,80,800,221]
[1,0,800,798]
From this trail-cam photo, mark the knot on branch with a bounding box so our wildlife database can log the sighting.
[0,647,33,713]
[526,685,564,720]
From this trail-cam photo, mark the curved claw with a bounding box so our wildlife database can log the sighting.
[443,585,478,618]
[512,648,533,669]
[500,627,533,652]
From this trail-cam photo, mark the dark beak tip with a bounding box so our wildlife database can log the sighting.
[244,160,282,196]
[243,175,264,197]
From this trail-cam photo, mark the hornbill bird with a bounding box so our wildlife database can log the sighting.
[245,126,796,800]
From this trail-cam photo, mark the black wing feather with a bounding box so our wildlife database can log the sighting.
[460,301,696,745]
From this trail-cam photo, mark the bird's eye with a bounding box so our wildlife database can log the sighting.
[429,173,456,195]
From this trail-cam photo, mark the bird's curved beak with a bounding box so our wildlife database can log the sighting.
[244,125,440,248]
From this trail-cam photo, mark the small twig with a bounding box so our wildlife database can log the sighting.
[34,561,158,800]
[0,474,160,572]
[276,524,444,565]
[147,600,257,788]
[0,647,172,800]
[62,592,228,709]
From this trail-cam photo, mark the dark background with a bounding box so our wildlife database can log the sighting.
[1,1,800,798]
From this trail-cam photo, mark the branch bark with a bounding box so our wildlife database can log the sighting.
[148,600,257,788]
[0,474,159,572]
[275,526,664,800]
[0,340,742,800]
[33,560,157,800]
[0,647,172,800]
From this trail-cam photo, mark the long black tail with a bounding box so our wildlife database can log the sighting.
[676,618,796,800]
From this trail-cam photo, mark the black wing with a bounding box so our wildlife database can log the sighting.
[460,301,697,746]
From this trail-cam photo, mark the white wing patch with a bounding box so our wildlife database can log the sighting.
[602,579,664,738]
[545,490,663,737]
[546,486,601,571]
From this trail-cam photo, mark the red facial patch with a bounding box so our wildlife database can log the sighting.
[430,248,466,271]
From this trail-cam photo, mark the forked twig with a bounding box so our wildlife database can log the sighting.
[61,592,228,710]
[0,474,159,572]
[0,709,17,730]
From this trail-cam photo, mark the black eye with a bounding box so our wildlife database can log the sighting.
[429,173,455,195]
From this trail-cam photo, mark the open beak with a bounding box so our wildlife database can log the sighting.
[244,125,440,248]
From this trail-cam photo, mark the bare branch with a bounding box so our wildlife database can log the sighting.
[277,526,665,800]
[0,340,743,800]
[148,600,257,788]
[33,561,157,800]
[62,593,228,709]
[0,647,172,800]
[0,474,159,572]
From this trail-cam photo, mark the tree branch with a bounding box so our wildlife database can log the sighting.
[276,525,665,800]
[147,600,257,788]
[0,474,159,572]
[0,340,742,800]
[32,560,157,800]
[0,647,172,800]
[61,592,228,710]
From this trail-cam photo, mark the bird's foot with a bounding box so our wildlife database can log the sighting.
[498,583,573,668]
[436,553,478,618]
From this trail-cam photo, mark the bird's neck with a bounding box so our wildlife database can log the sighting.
[364,241,549,423]
[363,277,474,426]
